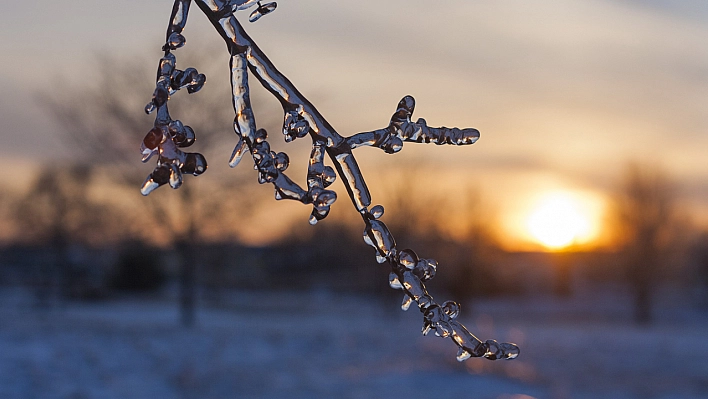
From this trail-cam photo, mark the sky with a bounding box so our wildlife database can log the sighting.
[1,0,707,249]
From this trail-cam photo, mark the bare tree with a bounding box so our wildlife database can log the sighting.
[616,162,676,324]
[14,164,122,303]
[43,49,269,325]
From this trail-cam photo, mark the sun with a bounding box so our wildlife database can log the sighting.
[525,192,594,250]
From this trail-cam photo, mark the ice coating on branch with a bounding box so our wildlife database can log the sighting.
[141,52,207,195]
[249,2,277,22]
[363,206,519,360]
[139,0,519,362]
[346,96,480,153]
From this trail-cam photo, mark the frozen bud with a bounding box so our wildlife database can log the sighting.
[176,126,195,147]
[456,348,472,362]
[167,32,186,49]
[499,343,520,360]
[308,213,319,225]
[141,164,171,195]
[369,205,384,220]
[397,249,418,270]
[229,138,249,168]
[143,127,164,150]
[309,207,329,225]
[401,295,413,311]
[387,136,404,154]
[442,301,460,319]
[388,272,402,289]
[274,152,289,171]
[180,68,198,86]
[187,73,206,94]
[314,190,336,209]
[400,95,415,113]
[181,153,207,176]
[255,128,268,143]
[392,95,415,123]
[413,258,437,281]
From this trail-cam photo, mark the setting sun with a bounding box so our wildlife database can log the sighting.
[525,192,598,250]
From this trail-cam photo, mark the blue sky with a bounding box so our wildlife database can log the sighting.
[2,0,707,244]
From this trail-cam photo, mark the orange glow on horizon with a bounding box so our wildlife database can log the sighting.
[500,189,607,252]
[526,193,593,250]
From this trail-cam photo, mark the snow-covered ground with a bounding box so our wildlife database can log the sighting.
[1,288,707,399]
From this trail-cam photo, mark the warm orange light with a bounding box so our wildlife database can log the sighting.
[524,192,598,250]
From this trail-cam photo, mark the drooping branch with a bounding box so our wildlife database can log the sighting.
[139,0,519,362]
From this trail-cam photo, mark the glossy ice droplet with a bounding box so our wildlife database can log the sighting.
[413,258,437,281]
[482,340,519,360]
[168,164,182,189]
[398,249,418,270]
[401,295,413,311]
[314,190,336,209]
[484,340,501,360]
[388,272,402,289]
[274,152,289,171]
[442,300,460,319]
[181,153,207,175]
[143,127,163,150]
[500,342,521,360]
[187,74,206,94]
[370,205,384,219]
[229,138,249,168]
[141,177,160,196]
[457,348,472,362]
[167,32,186,49]
[363,219,395,259]
[363,228,374,247]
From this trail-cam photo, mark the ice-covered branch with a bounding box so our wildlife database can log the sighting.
[347,96,480,154]
[138,0,519,362]
[361,206,518,360]
[141,52,207,195]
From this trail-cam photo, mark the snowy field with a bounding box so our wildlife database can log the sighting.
[1,288,708,399]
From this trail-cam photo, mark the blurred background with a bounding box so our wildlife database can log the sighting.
[1,0,707,398]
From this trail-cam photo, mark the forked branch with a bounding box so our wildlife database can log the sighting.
[139,0,519,362]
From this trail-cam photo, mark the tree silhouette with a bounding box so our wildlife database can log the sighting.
[45,50,267,325]
[617,162,676,324]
